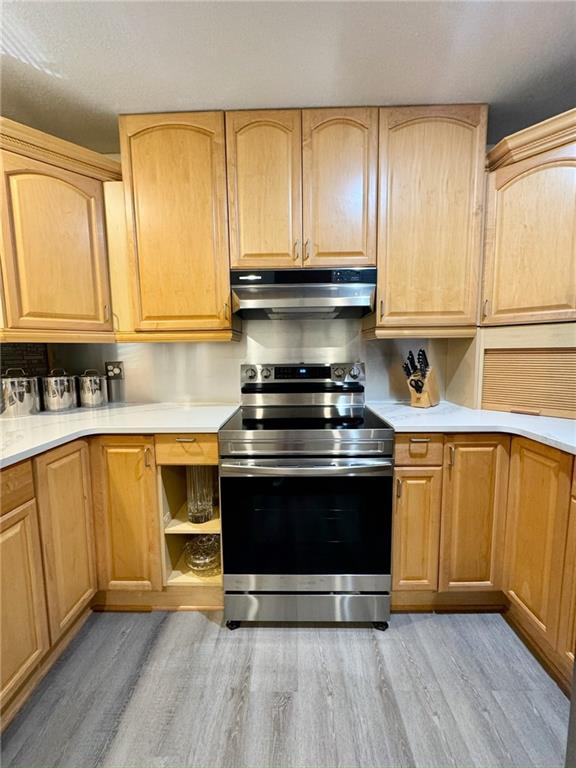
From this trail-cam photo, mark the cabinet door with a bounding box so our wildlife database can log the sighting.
[557,485,576,674]
[1,500,49,703]
[227,110,302,268]
[440,435,510,591]
[483,143,576,325]
[91,436,161,591]
[34,441,96,643]
[119,112,231,331]
[504,438,573,649]
[392,467,442,591]
[377,105,487,327]
[0,150,112,331]
[302,108,377,266]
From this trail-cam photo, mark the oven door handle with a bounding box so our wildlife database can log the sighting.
[220,460,394,477]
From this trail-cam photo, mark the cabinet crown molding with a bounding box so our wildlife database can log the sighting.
[0,116,121,181]
[487,108,576,170]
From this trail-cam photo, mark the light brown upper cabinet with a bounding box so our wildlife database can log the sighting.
[503,438,573,651]
[226,110,302,268]
[34,441,96,643]
[439,435,510,592]
[0,151,112,333]
[119,112,232,331]
[376,105,487,329]
[302,108,377,266]
[483,111,576,325]
[0,117,120,341]
[91,436,162,591]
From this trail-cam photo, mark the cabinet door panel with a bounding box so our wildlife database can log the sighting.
[378,105,486,326]
[120,113,231,330]
[1,151,111,331]
[504,438,573,648]
[303,108,377,266]
[393,467,442,591]
[440,435,510,591]
[557,492,576,674]
[227,110,302,267]
[483,143,576,325]
[91,437,161,591]
[34,441,96,642]
[0,500,49,703]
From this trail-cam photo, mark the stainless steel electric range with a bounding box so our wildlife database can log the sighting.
[218,362,395,630]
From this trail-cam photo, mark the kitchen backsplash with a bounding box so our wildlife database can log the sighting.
[49,319,447,403]
[0,343,50,377]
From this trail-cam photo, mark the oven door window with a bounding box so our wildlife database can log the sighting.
[221,475,391,575]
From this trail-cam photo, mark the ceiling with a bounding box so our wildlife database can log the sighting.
[1,1,575,153]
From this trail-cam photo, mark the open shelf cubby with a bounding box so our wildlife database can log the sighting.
[159,464,222,587]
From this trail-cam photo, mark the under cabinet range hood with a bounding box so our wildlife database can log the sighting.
[230,269,377,320]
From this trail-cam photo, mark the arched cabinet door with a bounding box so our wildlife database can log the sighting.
[119,112,231,331]
[227,110,302,268]
[1,150,112,331]
[377,105,487,327]
[302,108,378,267]
[482,143,576,325]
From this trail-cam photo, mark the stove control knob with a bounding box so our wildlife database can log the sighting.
[261,367,272,380]
[349,366,362,380]
[245,367,257,380]
[333,367,345,379]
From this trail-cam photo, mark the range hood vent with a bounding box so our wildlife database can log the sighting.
[231,269,376,320]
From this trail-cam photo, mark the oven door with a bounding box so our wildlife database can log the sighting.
[220,458,393,593]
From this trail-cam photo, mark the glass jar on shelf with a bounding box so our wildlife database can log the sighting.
[183,535,221,576]
[186,466,214,524]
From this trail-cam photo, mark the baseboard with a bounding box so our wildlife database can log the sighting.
[391,589,507,612]
[92,585,224,611]
[504,605,573,697]
[1,608,91,732]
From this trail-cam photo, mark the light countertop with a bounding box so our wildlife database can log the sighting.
[1,400,575,469]
[368,401,576,456]
[0,403,239,468]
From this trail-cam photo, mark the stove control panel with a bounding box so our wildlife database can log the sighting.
[241,363,365,383]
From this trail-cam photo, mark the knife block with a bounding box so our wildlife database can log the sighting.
[407,368,440,408]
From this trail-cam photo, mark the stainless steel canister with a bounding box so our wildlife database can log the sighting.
[78,369,108,408]
[42,369,77,412]
[1,369,41,418]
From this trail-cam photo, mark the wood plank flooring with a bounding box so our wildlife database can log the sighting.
[1,612,569,768]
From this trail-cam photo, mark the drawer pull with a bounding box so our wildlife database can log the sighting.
[396,478,402,498]
[449,445,455,468]
[409,437,431,444]
[175,437,197,443]
[144,447,151,468]
[510,408,542,416]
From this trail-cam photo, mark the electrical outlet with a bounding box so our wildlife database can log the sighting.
[105,361,124,380]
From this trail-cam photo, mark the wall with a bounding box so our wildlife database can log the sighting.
[50,319,446,404]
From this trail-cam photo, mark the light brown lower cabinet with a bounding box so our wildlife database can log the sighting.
[34,441,96,643]
[392,466,442,590]
[0,498,50,704]
[91,436,162,591]
[439,435,510,591]
[503,437,573,650]
[557,487,576,673]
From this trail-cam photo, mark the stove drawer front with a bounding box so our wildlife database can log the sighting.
[224,573,391,592]
[224,593,391,623]
[220,474,392,577]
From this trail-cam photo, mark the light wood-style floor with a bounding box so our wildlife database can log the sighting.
[2,612,569,768]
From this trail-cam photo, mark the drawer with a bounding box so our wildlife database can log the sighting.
[154,434,218,465]
[1,460,35,516]
[395,434,444,466]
